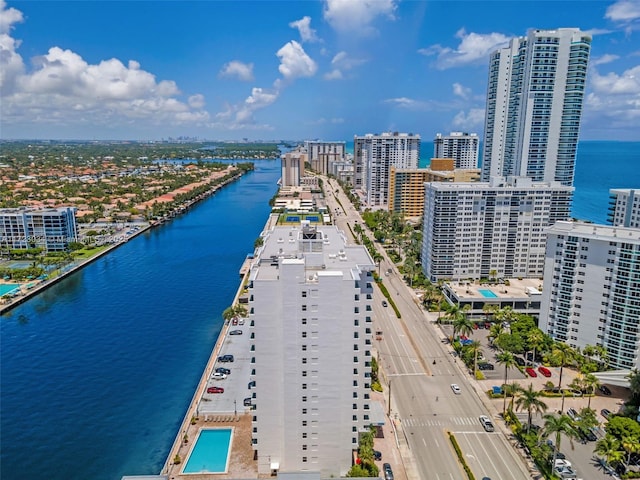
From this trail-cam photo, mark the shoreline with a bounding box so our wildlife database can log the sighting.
[0,169,247,317]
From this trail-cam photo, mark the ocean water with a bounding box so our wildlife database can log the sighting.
[0,160,280,480]
[0,142,638,480]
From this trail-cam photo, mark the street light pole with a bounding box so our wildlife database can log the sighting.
[388,379,391,416]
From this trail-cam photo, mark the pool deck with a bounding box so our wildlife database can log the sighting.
[446,277,543,301]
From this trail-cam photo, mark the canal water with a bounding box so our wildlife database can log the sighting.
[0,160,280,480]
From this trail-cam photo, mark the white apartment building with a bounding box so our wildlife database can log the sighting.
[305,141,346,176]
[608,189,640,228]
[481,28,591,187]
[249,222,375,476]
[354,132,420,207]
[539,221,640,370]
[421,177,573,281]
[433,132,479,169]
[0,207,78,252]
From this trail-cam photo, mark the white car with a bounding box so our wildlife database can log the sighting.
[479,415,495,432]
[450,384,461,394]
[212,372,227,380]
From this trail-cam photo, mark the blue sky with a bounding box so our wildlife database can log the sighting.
[1,0,639,141]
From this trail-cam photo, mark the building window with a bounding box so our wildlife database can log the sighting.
[302,433,307,439]
[302,332,307,338]
[302,305,307,311]
[302,457,307,463]
[302,408,307,414]
[302,444,307,450]
[302,420,307,426]
[302,371,307,377]
[302,318,307,325]
[302,345,307,351]
[302,291,307,297]
[302,396,307,402]
[302,383,307,390]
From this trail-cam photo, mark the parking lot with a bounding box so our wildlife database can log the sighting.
[198,320,254,417]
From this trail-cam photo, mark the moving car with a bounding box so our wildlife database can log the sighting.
[243,397,252,407]
[538,366,552,377]
[600,385,612,395]
[207,386,224,394]
[525,367,537,377]
[382,300,388,307]
[479,415,495,432]
[215,367,231,375]
[218,354,234,362]
[212,372,227,380]
[450,384,462,394]
[229,329,243,335]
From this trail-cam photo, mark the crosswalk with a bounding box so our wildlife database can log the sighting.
[401,416,484,428]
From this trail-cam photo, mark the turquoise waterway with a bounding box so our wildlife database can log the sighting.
[0,142,638,480]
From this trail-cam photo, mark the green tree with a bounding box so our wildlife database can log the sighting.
[503,382,522,412]
[497,351,516,414]
[540,413,580,468]
[469,339,482,375]
[628,369,640,405]
[515,383,548,433]
[488,322,505,343]
[622,435,640,467]
[527,329,545,366]
[551,342,576,390]
[595,436,624,469]
[606,416,640,443]
[452,312,473,340]
[582,373,600,409]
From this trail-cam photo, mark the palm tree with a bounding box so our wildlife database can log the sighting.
[627,369,640,404]
[488,322,505,344]
[527,329,545,366]
[541,413,580,468]
[452,313,473,341]
[482,303,498,323]
[582,373,601,409]
[515,383,548,433]
[503,382,522,411]
[551,342,576,390]
[469,339,482,375]
[595,436,624,469]
[497,351,516,414]
[622,435,640,467]
[443,304,471,339]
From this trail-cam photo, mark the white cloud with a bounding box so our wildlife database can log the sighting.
[605,0,640,22]
[452,108,485,129]
[452,82,471,99]
[323,0,396,35]
[214,87,279,129]
[276,41,317,80]
[0,0,23,34]
[584,64,640,130]
[0,8,210,131]
[289,16,319,43]
[419,29,510,70]
[219,60,254,81]
[591,54,620,66]
[384,97,430,110]
[324,51,367,80]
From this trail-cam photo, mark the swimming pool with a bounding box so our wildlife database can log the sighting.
[182,428,233,474]
[478,289,498,298]
[0,284,22,296]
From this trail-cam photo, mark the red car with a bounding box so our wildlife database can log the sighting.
[538,366,552,377]
[525,367,537,377]
[207,386,224,394]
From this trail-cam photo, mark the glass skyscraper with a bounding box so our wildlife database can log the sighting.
[481,28,591,187]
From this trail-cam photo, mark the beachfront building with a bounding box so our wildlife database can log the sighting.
[388,160,480,219]
[281,149,307,187]
[539,221,640,370]
[481,28,591,187]
[248,222,375,476]
[0,207,78,252]
[608,188,640,228]
[305,141,346,175]
[433,132,479,169]
[421,176,573,281]
[354,132,420,207]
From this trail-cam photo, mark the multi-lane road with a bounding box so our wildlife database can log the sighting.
[323,177,531,480]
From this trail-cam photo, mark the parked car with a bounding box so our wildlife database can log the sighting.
[600,385,612,395]
[478,362,495,371]
[484,322,491,329]
[538,366,552,377]
[248,380,256,389]
[215,367,231,375]
[218,354,234,362]
[525,367,537,377]
[450,383,462,394]
[578,426,597,442]
[567,408,579,421]
[232,317,238,325]
[601,408,612,419]
[243,397,252,407]
[382,300,388,307]
[212,372,227,380]
[238,318,245,325]
[229,329,243,335]
[479,415,495,432]
[555,459,572,469]
[383,463,394,480]
[373,450,382,461]
[514,356,526,366]
[207,386,224,394]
